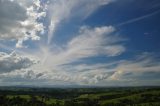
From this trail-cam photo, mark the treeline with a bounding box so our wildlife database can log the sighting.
[0,88,110,99]
[0,87,158,98]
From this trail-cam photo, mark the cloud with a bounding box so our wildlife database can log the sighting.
[0,69,46,86]
[33,24,126,85]
[0,25,125,85]
[117,9,160,27]
[0,0,159,86]
[109,53,160,83]
[0,0,125,86]
[0,51,160,86]
[38,26,125,69]
[47,0,115,44]
[0,51,38,73]
[51,53,160,86]
[66,26,125,58]
[0,0,46,48]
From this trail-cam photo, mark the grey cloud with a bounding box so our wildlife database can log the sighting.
[0,52,37,73]
[0,0,45,48]
[0,0,27,39]
[0,0,27,21]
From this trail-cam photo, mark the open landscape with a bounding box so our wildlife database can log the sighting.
[0,0,160,106]
[0,87,160,106]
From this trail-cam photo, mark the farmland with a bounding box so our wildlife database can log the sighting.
[0,87,160,106]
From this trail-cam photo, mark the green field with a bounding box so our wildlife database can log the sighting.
[0,87,160,106]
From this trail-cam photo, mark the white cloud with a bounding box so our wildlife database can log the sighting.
[47,0,115,44]
[16,25,125,85]
[0,0,46,48]
[35,26,125,71]
[109,53,160,82]
[0,51,160,86]
[117,9,160,27]
[0,0,159,86]
[49,53,160,85]
[66,26,125,58]
[0,25,124,85]
[0,51,38,73]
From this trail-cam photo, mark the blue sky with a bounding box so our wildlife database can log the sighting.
[0,0,160,87]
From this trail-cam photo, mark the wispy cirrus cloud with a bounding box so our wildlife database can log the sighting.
[49,53,160,86]
[117,9,160,27]
[33,25,126,85]
[109,53,160,84]
[0,25,126,86]
[0,0,159,86]
[2,52,159,86]
[37,26,126,68]
[47,0,116,44]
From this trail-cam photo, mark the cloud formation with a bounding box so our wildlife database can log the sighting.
[38,26,125,68]
[109,53,160,82]
[43,53,160,86]
[0,0,46,48]
[67,26,125,57]
[47,0,115,44]
[0,25,126,86]
[117,9,160,27]
[0,0,159,86]
[0,51,38,73]
[26,25,126,85]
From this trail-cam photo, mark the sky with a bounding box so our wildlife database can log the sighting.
[0,0,160,87]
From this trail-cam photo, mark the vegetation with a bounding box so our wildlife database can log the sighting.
[0,87,160,106]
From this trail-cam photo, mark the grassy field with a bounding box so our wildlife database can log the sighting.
[0,87,160,106]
